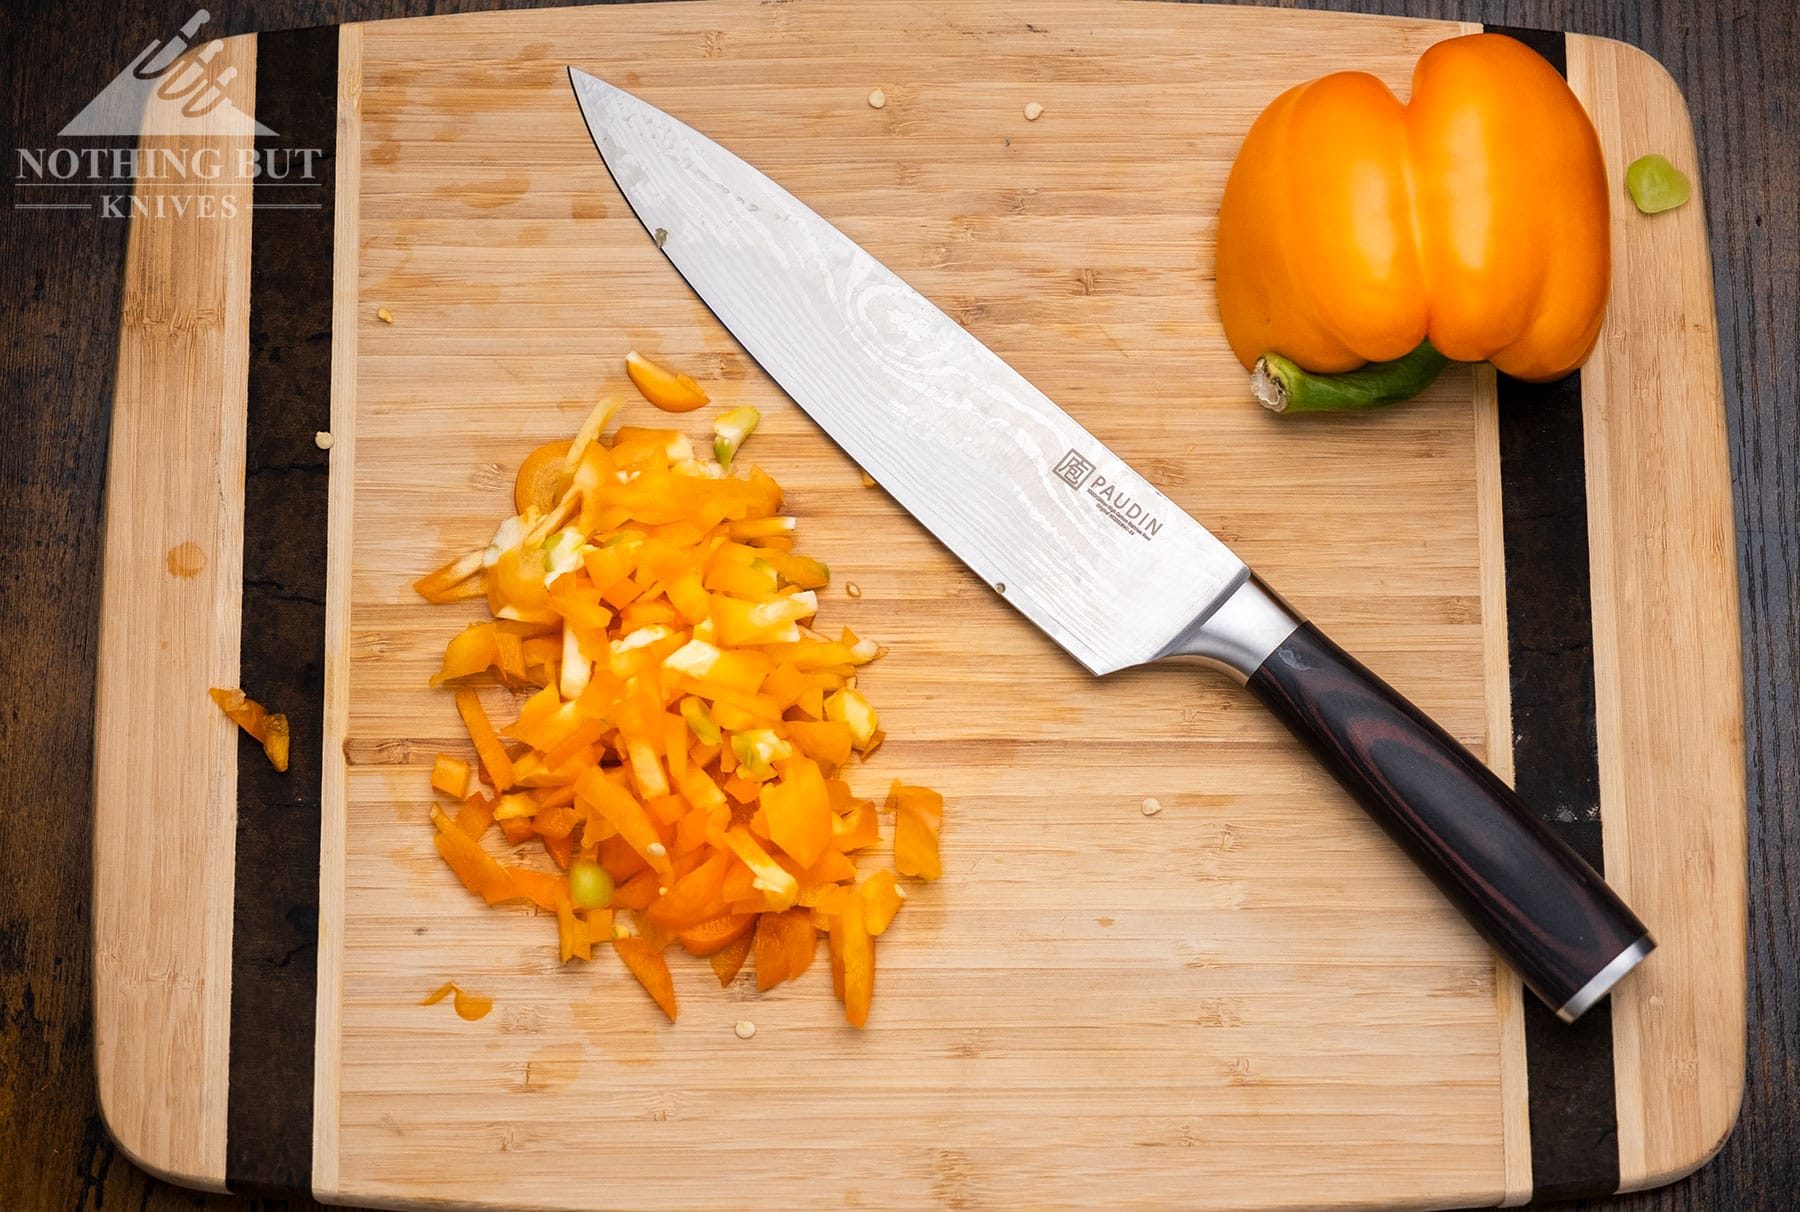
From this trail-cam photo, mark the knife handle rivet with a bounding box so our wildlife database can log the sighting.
[995,582,1006,594]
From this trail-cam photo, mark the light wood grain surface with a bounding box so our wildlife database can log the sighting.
[91,33,260,1193]
[1566,33,1748,1190]
[327,4,1513,1209]
[313,21,365,1203]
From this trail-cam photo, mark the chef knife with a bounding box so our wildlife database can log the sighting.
[568,70,1653,1022]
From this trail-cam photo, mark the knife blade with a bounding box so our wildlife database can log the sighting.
[568,69,1653,1021]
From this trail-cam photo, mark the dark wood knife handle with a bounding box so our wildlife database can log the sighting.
[1246,622,1652,1019]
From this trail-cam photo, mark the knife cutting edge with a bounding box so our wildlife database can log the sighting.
[566,68,1653,1021]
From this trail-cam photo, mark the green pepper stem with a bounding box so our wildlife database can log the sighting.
[1252,340,1451,414]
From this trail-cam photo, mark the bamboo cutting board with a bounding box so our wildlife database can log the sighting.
[92,2,1745,1208]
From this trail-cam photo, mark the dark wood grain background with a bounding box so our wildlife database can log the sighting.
[1,0,1791,1209]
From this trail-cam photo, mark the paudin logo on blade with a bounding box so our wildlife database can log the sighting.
[1053,450,1163,541]
[14,10,321,219]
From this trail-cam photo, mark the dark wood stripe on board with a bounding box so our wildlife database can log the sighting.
[1488,24,1620,1194]
[226,23,337,1198]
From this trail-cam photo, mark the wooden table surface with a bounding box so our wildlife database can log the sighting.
[0,1,1790,1209]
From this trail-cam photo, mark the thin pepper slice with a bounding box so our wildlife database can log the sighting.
[678,912,755,957]
[710,927,754,986]
[840,892,874,1027]
[614,936,678,1020]
[454,688,515,791]
[860,869,905,936]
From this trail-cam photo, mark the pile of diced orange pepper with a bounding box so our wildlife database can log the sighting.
[414,360,943,1027]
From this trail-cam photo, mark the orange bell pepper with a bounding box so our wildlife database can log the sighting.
[1216,33,1609,408]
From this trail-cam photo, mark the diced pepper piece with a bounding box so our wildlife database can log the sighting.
[890,781,944,880]
[825,687,879,750]
[677,765,728,814]
[614,936,678,1021]
[678,912,755,957]
[832,800,881,853]
[208,687,291,772]
[861,869,905,936]
[712,405,760,469]
[612,868,661,911]
[413,548,486,603]
[710,927,754,986]
[487,545,559,625]
[827,909,848,1001]
[753,907,817,990]
[800,850,857,889]
[454,793,496,838]
[785,719,853,768]
[509,684,587,754]
[431,754,472,799]
[262,713,291,773]
[506,865,566,912]
[727,729,791,782]
[576,768,673,877]
[679,695,721,746]
[721,827,799,910]
[728,516,797,541]
[762,552,829,590]
[663,640,771,693]
[626,737,670,799]
[431,806,517,905]
[493,630,528,686]
[841,890,875,1027]
[711,592,816,646]
[564,395,623,473]
[514,440,571,515]
[625,350,710,413]
[556,890,591,962]
[758,756,833,869]
[430,623,500,686]
[453,689,515,791]
[647,849,732,931]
